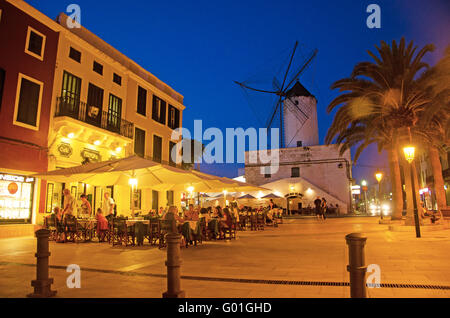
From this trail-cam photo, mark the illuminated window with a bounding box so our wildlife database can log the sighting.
[0,173,35,224]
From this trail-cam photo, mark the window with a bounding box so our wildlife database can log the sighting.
[25,27,45,60]
[107,94,122,131]
[46,183,54,213]
[166,190,173,206]
[69,47,81,63]
[59,71,82,117]
[113,73,121,86]
[93,61,103,75]
[134,127,145,157]
[13,73,43,130]
[86,83,103,125]
[169,141,176,166]
[137,86,147,116]
[131,189,141,210]
[152,190,159,210]
[152,95,166,124]
[291,167,300,178]
[0,68,5,111]
[297,141,302,147]
[153,135,162,163]
[167,190,174,206]
[264,166,271,178]
[168,105,180,129]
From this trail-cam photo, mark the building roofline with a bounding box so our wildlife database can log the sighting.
[7,0,184,105]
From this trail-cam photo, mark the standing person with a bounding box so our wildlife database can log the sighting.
[79,194,92,217]
[63,189,77,217]
[102,192,115,219]
[230,197,238,210]
[321,197,327,220]
[314,196,323,221]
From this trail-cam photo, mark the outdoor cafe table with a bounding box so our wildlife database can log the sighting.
[77,218,97,241]
[126,219,150,226]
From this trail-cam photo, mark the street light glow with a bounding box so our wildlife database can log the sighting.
[403,146,415,163]
[375,172,383,183]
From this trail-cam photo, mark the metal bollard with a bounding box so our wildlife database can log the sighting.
[345,233,367,298]
[27,229,57,298]
[162,217,185,298]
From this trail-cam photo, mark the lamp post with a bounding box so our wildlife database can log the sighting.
[129,176,138,218]
[403,145,421,238]
[361,180,368,214]
[375,171,383,219]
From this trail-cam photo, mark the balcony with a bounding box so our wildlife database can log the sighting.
[55,96,133,139]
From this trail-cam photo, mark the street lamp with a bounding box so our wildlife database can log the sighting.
[374,171,383,219]
[361,180,368,214]
[403,145,421,238]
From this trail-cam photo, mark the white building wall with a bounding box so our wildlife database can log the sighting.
[245,144,352,212]
[283,95,319,147]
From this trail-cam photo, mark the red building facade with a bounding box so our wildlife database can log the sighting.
[0,0,58,227]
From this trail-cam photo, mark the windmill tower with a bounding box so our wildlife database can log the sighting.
[283,81,319,148]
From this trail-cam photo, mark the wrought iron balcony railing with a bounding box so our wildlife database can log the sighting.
[55,96,134,139]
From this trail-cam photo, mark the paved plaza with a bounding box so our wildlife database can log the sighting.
[1,217,450,298]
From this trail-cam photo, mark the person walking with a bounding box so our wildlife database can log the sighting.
[314,196,323,221]
[321,197,327,220]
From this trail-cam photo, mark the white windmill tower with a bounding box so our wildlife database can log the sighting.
[283,81,319,148]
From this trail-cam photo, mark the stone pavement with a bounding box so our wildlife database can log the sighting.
[1,217,449,298]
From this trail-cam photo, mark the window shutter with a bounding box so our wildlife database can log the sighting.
[152,95,158,121]
[17,78,40,127]
[174,108,180,128]
[137,86,147,116]
[160,100,166,124]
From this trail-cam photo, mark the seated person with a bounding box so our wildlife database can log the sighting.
[421,206,443,224]
[208,206,222,239]
[199,207,210,223]
[96,208,109,242]
[184,206,199,221]
[219,208,233,237]
[54,207,65,242]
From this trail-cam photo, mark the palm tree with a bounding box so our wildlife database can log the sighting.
[326,38,435,219]
[404,45,450,210]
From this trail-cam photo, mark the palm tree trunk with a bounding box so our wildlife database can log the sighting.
[429,146,447,209]
[388,146,403,220]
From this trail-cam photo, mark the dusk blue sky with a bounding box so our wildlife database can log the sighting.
[27,0,450,186]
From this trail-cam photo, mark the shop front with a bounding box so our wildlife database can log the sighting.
[0,172,35,224]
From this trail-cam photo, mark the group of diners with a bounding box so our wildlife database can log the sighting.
[45,191,283,247]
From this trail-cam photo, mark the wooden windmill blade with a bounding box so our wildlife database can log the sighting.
[233,41,318,149]
[283,49,318,94]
